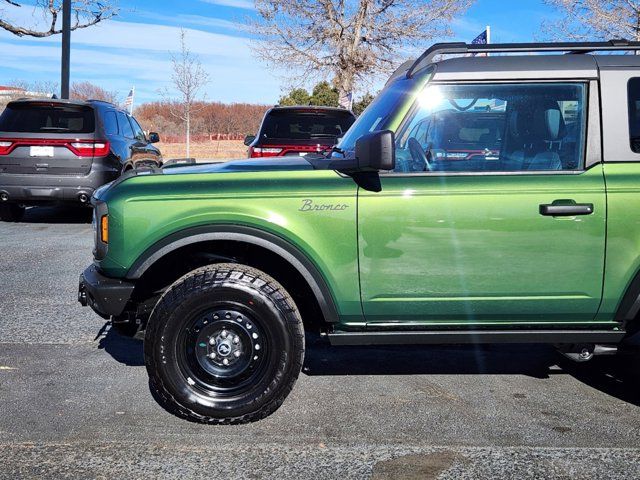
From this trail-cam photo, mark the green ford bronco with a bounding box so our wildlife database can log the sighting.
[80,40,640,423]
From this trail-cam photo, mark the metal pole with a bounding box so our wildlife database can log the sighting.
[61,0,71,99]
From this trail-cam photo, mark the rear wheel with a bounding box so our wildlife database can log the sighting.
[0,203,25,222]
[144,263,304,424]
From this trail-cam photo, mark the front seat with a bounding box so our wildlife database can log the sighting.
[526,100,565,171]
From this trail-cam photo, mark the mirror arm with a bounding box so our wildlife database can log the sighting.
[349,171,382,192]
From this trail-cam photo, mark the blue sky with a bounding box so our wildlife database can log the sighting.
[0,0,559,105]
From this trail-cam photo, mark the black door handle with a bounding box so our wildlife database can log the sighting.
[539,203,594,216]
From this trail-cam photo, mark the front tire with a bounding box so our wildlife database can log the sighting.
[144,263,304,424]
[0,203,25,222]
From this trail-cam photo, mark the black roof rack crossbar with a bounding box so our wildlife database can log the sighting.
[407,39,640,78]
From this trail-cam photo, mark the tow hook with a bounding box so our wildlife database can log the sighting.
[78,285,88,307]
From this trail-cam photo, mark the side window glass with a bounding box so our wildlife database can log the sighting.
[129,116,146,142]
[394,83,586,173]
[116,111,134,138]
[103,111,118,136]
[628,78,640,153]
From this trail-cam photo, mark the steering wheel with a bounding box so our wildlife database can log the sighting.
[408,137,431,171]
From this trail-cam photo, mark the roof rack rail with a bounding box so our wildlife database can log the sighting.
[87,99,116,106]
[406,39,640,78]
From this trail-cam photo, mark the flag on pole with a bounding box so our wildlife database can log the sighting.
[124,87,135,114]
[471,26,491,56]
[471,29,488,46]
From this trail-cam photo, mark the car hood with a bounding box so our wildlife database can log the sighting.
[162,157,315,175]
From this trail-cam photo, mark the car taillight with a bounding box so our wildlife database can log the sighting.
[0,141,13,155]
[251,147,283,158]
[69,141,110,157]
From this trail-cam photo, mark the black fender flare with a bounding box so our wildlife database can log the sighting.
[615,267,640,333]
[126,224,339,324]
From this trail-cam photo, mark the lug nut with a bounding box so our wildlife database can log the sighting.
[234,351,241,358]
[209,337,216,345]
[233,336,239,344]
[221,330,228,338]
[223,358,229,366]
[209,353,216,359]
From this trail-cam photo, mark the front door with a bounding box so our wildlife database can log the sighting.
[358,81,606,328]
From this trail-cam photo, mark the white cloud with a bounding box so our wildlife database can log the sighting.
[199,0,255,10]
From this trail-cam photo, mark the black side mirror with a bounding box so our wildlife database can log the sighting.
[244,134,256,146]
[148,132,160,143]
[355,130,395,171]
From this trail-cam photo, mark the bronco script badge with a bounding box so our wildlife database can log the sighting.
[299,199,349,212]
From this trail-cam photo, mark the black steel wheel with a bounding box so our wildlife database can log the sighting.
[144,263,304,424]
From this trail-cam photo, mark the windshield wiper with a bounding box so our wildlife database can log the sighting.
[40,127,71,132]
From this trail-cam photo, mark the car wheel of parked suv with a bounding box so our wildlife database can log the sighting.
[144,263,305,424]
[0,203,25,222]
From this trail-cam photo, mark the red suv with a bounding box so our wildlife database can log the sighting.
[245,106,356,158]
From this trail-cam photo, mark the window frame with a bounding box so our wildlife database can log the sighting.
[383,79,596,177]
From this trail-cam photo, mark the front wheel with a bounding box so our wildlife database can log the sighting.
[144,263,305,424]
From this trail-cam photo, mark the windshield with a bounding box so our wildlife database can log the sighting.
[335,72,431,156]
[260,109,355,141]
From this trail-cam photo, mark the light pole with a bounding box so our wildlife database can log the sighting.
[61,0,71,99]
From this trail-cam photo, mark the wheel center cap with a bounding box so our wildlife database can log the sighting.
[217,342,232,357]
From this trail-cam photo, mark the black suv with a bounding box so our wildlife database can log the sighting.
[244,106,356,158]
[0,98,162,221]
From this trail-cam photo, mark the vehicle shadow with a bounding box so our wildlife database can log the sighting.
[19,205,92,224]
[95,322,144,367]
[96,325,640,407]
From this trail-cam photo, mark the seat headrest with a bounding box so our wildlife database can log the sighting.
[532,100,566,142]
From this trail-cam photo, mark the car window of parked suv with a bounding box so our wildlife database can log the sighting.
[0,102,95,133]
[116,111,134,138]
[394,82,586,173]
[261,109,354,140]
[128,116,146,142]
[103,111,118,136]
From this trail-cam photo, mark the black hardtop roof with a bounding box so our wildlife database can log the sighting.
[387,39,640,84]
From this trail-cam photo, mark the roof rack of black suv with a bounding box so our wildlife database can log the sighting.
[406,39,640,78]
[87,99,117,107]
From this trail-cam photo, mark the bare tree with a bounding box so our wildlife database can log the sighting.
[0,0,117,38]
[251,0,474,108]
[543,0,640,41]
[164,29,209,158]
[70,81,118,104]
[10,79,59,95]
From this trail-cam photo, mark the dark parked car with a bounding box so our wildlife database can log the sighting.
[0,98,162,221]
[244,106,356,158]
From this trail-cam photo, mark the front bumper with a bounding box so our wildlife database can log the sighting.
[78,265,135,319]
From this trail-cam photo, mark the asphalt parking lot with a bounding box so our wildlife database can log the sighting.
[1,206,640,479]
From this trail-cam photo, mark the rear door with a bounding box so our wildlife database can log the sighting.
[358,80,607,328]
[0,102,96,175]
